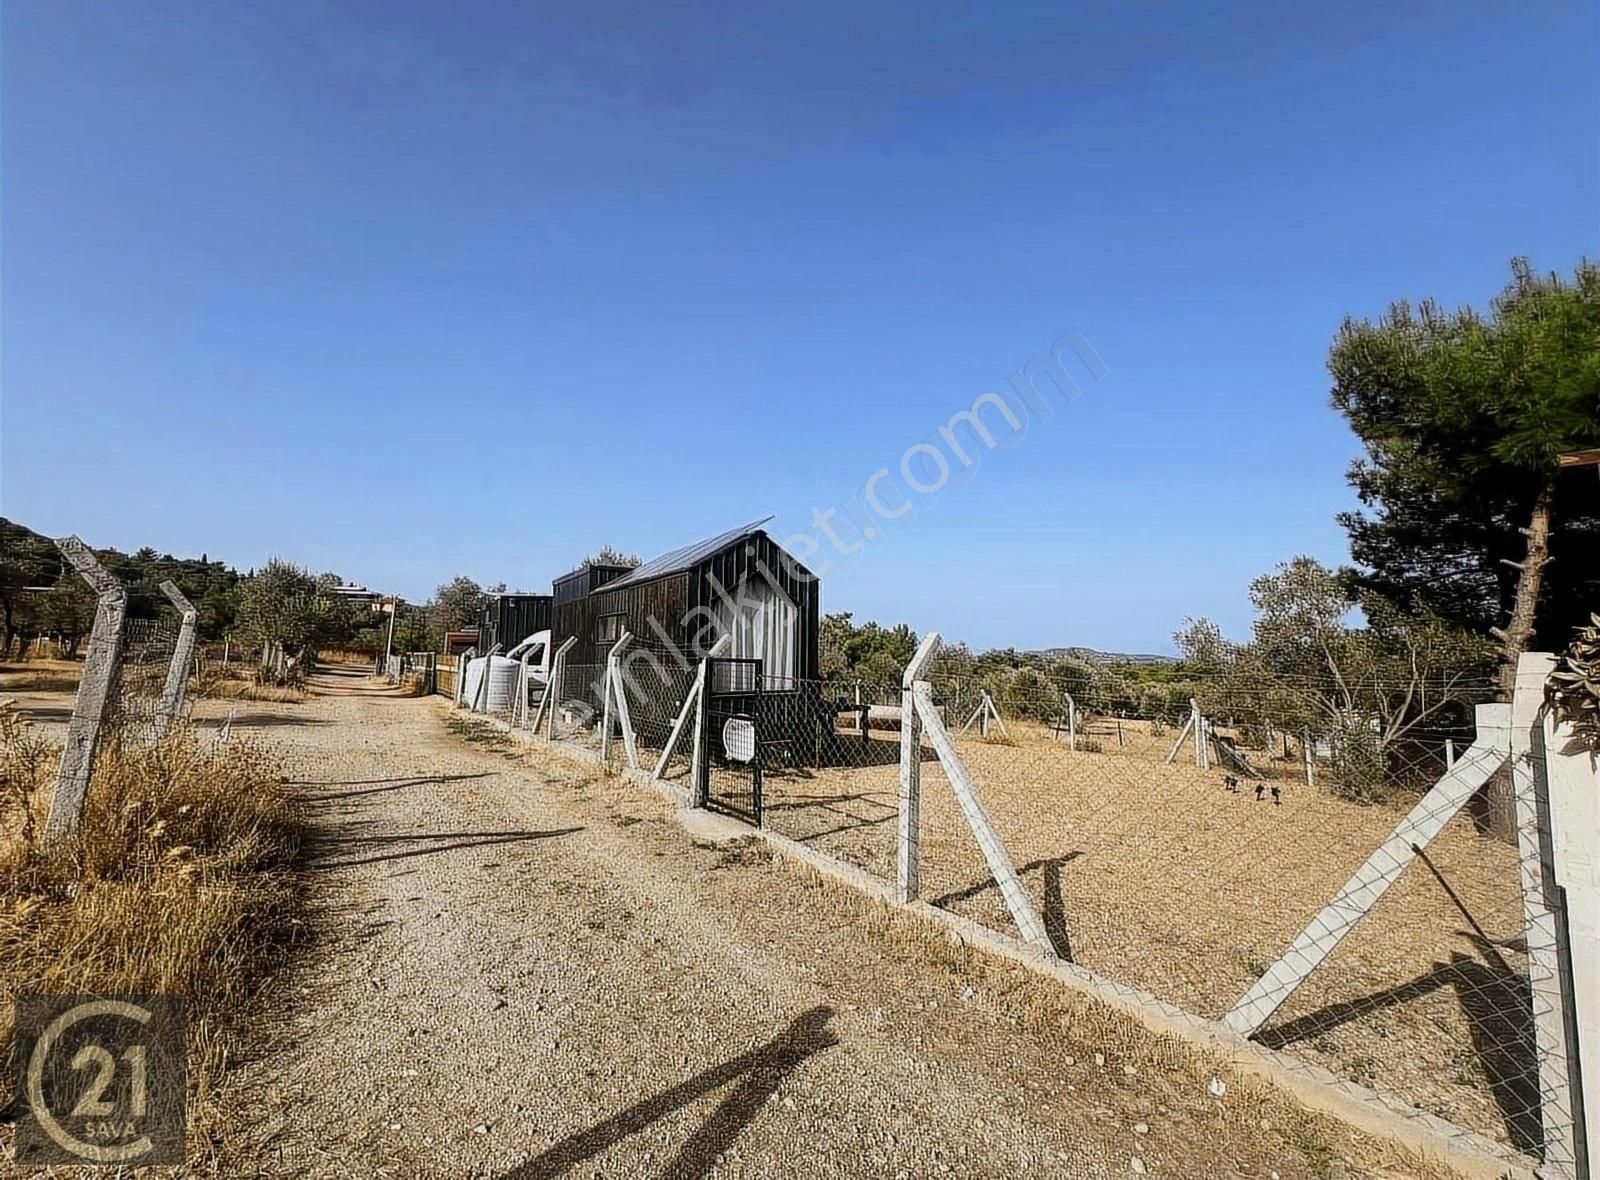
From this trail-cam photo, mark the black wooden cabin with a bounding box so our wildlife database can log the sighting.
[562,519,819,677]
[477,593,552,655]
[550,563,634,668]
[549,521,835,761]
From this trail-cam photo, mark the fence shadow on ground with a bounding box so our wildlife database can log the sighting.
[495,1005,838,1180]
[196,712,333,730]
[931,854,1083,961]
[763,789,898,842]
[303,827,583,871]
[1257,946,1540,1151]
[285,772,494,801]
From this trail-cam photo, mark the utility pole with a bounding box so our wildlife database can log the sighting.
[382,596,400,669]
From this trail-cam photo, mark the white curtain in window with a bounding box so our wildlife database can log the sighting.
[715,578,797,688]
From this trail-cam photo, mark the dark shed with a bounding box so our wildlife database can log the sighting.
[478,593,552,654]
[575,518,819,681]
[551,564,633,665]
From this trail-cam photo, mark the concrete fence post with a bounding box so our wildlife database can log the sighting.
[897,632,940,904]
[512,646,534,728]
[600,632,631,766]
[1538,662,1600,1176]
[154,580,198,739]
[1511,653,1583,1179]
[690,657,711,805]
[44,537,128,843]
[606,634,639,771]
[542,637,577,739]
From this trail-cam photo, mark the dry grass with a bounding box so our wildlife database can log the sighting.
[0,700,307,1172]
[0,659,83,695]
[755,717,1534,1153]
[195,666,309,704]
[382,672,429,698]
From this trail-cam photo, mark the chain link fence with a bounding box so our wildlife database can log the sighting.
[446,626,1578,1165]
[106,613,183,745]
[763,658,1539,1154]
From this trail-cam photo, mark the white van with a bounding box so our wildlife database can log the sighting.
[462,630,551,713]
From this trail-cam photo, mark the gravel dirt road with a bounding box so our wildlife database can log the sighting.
[214,666,1460,1179]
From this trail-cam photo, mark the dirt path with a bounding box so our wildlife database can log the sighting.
[221,666,1449,1179]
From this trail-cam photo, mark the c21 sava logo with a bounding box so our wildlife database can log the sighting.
[14,994,188,1166]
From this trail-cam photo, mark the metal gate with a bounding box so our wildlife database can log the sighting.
[699,657,763,824]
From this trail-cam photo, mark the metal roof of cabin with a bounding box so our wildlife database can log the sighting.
[553,562,633,587]
[598,517,776,592]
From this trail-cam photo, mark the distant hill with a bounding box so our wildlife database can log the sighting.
[1,516,245,646]
[1033,646,1178,666]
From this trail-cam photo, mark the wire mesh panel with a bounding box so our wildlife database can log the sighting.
[614,645,698,781]
[700,658,763,823]
[541,660,600,746]
[753,675,912,880]
[742,644,1554,1157]
[907,650,1542,1155]
[107,613,181,745]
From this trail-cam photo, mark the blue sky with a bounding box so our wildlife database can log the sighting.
[3,2,1595,653]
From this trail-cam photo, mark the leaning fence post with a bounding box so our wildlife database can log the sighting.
[1224,703,1513,1037]
[913,679,1055,953]
[897,632,940,904]
[600,632,631,766]
[44,537,128,843]
[542,636,577,739]
[153,580,198,739]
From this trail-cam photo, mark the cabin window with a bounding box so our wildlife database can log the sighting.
[714,577,798,689]
[597,613,625,644]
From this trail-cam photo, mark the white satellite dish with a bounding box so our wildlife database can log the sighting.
[722,717,757,763]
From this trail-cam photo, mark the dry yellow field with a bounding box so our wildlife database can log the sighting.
[755,717,1534,1154]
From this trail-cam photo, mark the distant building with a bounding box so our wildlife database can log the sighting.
[328,583,383,604]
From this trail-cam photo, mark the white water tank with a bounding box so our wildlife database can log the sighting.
[462,656,520,712]
[462,632,550,713]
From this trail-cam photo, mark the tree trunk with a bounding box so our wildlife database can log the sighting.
[1475,470,1556,843]
[1496,470,1556,698]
